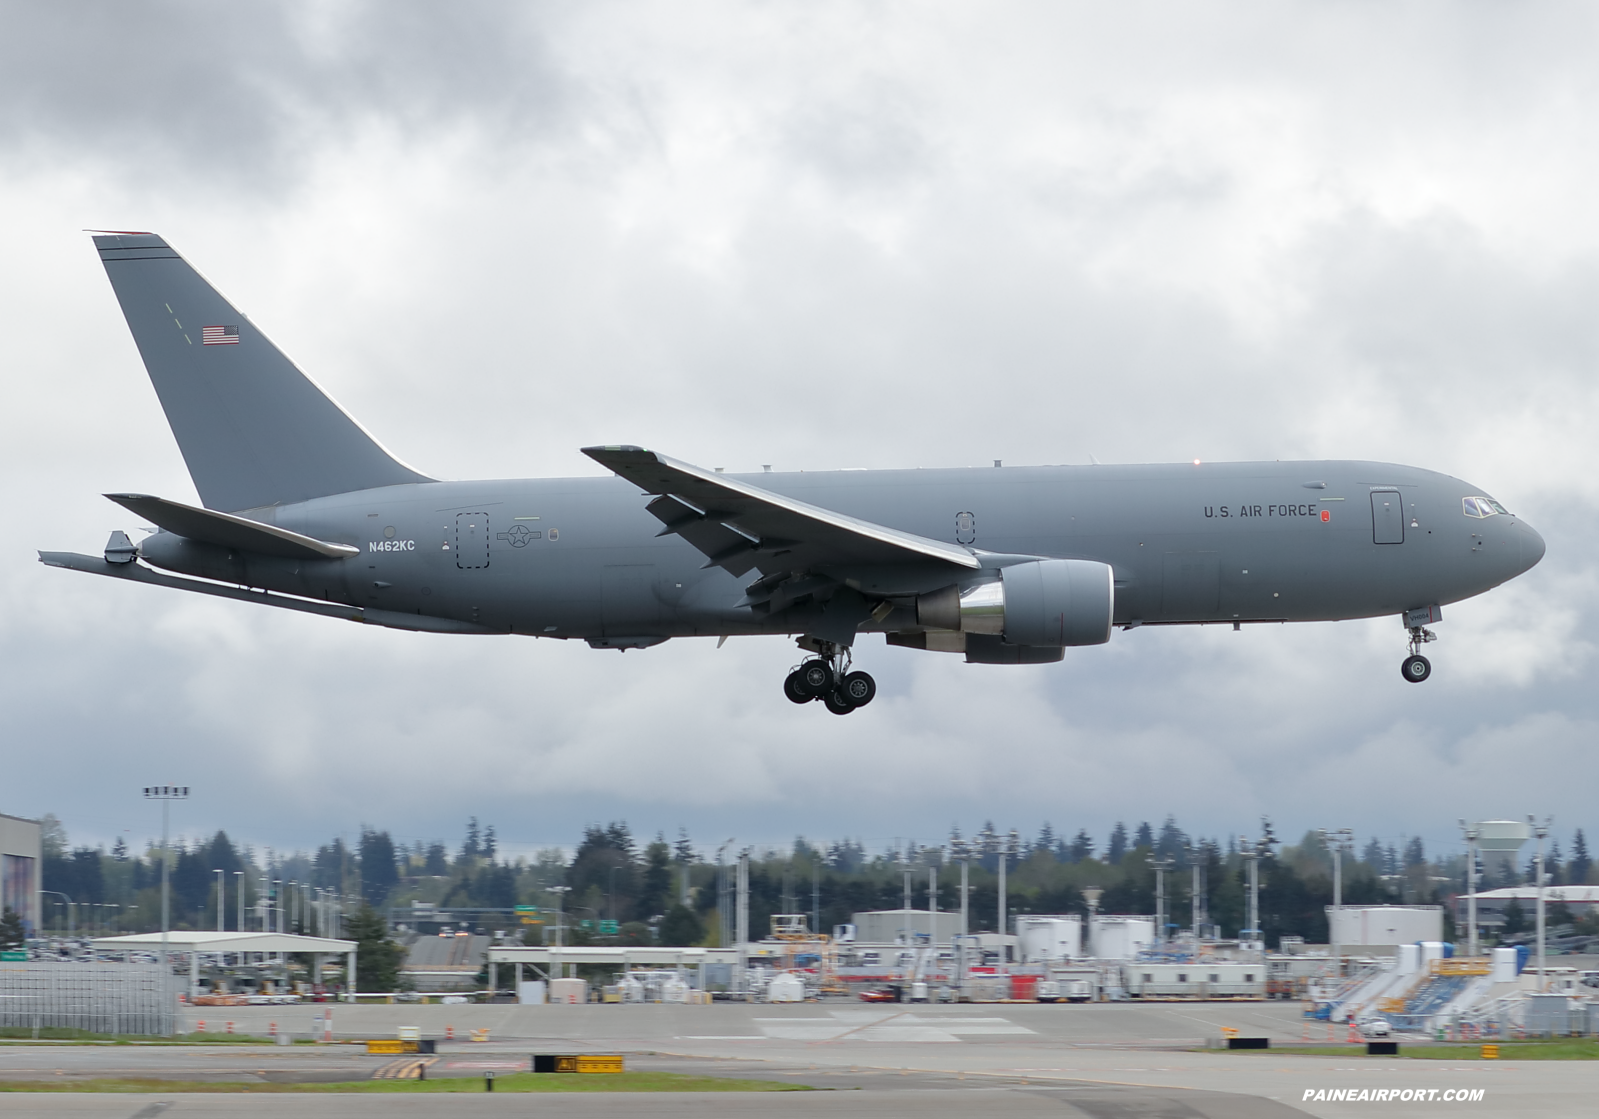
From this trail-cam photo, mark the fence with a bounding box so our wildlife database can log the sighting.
[0,963,174,1036]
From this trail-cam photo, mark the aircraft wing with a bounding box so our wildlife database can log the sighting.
[582,446,979,580]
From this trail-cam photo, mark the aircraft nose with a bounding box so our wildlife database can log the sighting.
[1517,519,1545,572]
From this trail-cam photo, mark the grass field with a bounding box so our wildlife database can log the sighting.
[1227,1038,1599,1060]
[0,1072,812,1093]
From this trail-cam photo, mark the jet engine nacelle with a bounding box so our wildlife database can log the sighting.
[916,559,1114,647]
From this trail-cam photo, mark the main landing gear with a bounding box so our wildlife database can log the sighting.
[784,642,876,714]
[1401,625,1437,683]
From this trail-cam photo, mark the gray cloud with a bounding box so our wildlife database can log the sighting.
[2,2,1597,862]
[0,1,576,188]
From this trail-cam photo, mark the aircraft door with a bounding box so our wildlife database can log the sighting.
[1370,491,1404,545]
[455,512,490,568]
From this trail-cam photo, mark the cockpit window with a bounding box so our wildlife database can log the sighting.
[1463,496,1509,518]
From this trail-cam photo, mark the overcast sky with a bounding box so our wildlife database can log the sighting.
[3,2,1596,865]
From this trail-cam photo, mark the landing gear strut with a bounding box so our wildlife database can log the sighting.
[1401,626,1436,683]
[783,641,876,714]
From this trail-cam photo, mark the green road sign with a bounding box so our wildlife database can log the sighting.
[514,905,539,913]
[0,951,26,961]
[599,920,619,935]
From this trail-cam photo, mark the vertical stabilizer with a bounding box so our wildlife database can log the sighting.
[93,233,431,511]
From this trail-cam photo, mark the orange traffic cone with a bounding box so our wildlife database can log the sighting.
[197,1020,206,1033]
[445,1024,454,1041]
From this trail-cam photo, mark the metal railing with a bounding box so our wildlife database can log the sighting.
[0,963,173,1036]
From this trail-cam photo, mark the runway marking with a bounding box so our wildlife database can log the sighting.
[752,1010,1039,1045]
[372,1057,440,1079]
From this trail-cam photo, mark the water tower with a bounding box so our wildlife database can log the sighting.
[1472,819,1532,880]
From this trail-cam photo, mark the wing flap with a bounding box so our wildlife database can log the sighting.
[104,493,358,560]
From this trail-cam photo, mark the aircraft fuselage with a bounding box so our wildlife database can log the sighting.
[134,458,1543,644]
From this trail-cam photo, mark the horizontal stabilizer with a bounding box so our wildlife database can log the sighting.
[583,446,978,578]
[103,493,358,560]
[38,551,497,634]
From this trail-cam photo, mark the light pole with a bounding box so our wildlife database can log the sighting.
[1459,821,1481,957]
[1148,857,1174,945]
[547,885,570,983]
[1240,837,1263,949]
[714,839,734,951]
[40,891,73,939]
[1320,828,1353,974]
[997,831,1018,953]
[235,872,244,935]
[144,785,188,1035]
[1530,816,1551,987]
[736,850,750,995]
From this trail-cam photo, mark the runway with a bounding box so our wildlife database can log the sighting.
[0,1001,1587,1117]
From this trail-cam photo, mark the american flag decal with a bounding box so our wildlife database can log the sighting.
[201,325,240,345]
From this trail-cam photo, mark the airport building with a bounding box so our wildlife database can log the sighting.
[0,812,41,935]
[1457,886,1599,930]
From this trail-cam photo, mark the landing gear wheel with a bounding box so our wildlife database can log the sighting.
[840,670,876,708]
[799,658,835,697]
[822,689,856,715]
[784,669,813,704]
[1401,654,1432,683]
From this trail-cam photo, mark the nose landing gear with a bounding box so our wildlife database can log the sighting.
[783,641,876,713]
[1401,625,1436,683]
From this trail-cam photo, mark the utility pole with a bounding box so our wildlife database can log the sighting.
[1320,828,1353,974]
[1530,816,1551,987]
[1148,856,1174,945]
[929,865,938,941]
[1459,821,1480,957]
[234,871,244,935]
[144,785,188,1036]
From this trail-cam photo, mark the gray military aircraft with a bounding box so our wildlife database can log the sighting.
[41,233,1545,712]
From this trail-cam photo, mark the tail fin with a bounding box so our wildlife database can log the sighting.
[93,233,431,512]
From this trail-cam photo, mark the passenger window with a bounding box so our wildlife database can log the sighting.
[1244,973,1254,982]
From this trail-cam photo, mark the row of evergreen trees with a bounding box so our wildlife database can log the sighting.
[32,813,1595,947]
